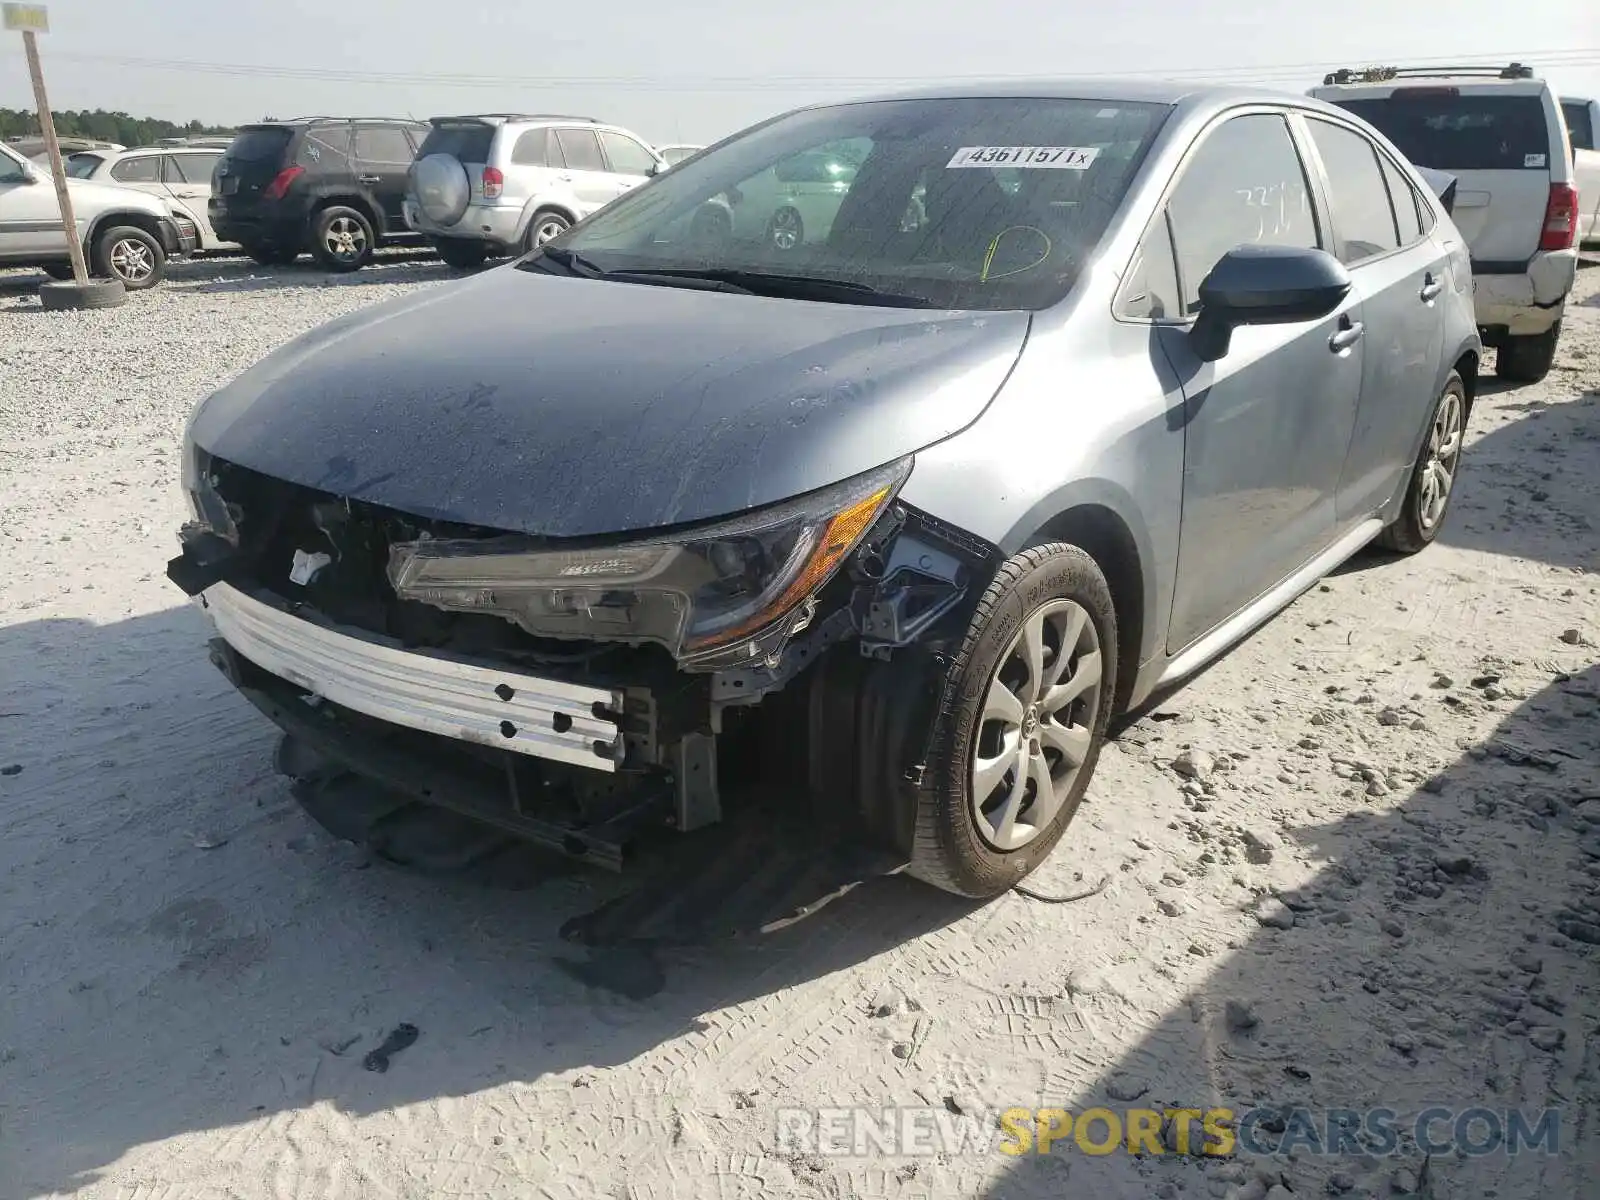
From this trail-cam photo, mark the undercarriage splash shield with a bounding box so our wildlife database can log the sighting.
[198,582,622,770]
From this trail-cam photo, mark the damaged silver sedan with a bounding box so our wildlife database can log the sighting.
[168,81,1479,897]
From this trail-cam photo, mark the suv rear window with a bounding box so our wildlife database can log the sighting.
[225,127,292,163]
[1331,93,1552,171]
[418,122,495,162]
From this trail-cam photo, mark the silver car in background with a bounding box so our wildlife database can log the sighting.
[170,82,1479,899]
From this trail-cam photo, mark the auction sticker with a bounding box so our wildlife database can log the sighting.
[946,145,1100,169]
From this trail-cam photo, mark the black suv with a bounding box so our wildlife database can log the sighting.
[210,117,428,271]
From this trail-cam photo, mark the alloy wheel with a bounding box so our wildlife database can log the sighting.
[324,216,368,262]
[108,237,155,285]
[769,207,802,251]
[970,598,1103,851]
[1418,387,1463,532]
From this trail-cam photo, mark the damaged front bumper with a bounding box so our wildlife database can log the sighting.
[197,582,623,770]
[168,450,995,866]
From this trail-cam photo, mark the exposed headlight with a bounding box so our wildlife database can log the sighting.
[387,458,911,668]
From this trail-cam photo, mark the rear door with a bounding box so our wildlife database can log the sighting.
[550,127,618,215]
[162,151,223,244]
[1298,114,1450,522]
[1327,86,1553,269]
[353,124,420,231]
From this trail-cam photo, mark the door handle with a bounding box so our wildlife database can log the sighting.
[1419,273,1444,303]
[358,175,380,185]
[1328,317,1364,353]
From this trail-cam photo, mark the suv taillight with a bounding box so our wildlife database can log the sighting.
[1540,182,1578,251]
[481,166,504,199]
[262,165,304,201]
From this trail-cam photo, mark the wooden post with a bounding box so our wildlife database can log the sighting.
[21,27,89,284]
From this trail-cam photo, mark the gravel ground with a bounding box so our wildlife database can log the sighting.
[1,253,1598,1200]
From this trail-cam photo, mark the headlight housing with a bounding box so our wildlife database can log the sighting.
[387,458,911,669]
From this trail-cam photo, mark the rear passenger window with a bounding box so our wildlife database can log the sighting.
[511,129,550,167]
[1306,119,1400,265]
[355,127,415,164]
[1165,113,1319,315]
[166,153,220,184]
[110,156,160,183]
[1377,154,1424,245]
[1117,212,1181,321]
[554,128,605,172]
[300,125,352,165]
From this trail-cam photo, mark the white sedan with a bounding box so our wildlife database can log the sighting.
[65,146,236,252]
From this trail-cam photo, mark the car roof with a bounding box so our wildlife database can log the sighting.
[427,113,600,126]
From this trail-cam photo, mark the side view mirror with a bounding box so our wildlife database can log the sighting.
[1190,244,1351,362]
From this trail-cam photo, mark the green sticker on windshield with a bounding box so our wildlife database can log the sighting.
[946,146,1099,169]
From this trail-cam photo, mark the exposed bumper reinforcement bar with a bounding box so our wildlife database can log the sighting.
[197,582,622,771]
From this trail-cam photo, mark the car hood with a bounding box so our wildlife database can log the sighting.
[188,265,1031,537]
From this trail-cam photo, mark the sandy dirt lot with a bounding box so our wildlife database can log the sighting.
[1,255,1597,1200]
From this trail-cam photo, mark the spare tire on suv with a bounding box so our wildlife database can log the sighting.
[413,153,471,228]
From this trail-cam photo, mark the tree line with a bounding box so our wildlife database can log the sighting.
[0,108,234,146]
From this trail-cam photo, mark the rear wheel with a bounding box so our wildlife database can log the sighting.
[311,205,375,272]
[523,210,571,252]
[434,236,490,269]
[92,225,166,290]
[1377,370,1467,554]
[1495,322,1560,384]
[908,543,1117,898]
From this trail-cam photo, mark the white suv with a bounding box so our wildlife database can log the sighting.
[1311,62,1581,383]
[404,113,665,268]
[1561,96,1600,246]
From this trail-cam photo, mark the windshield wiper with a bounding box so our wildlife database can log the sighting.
[617,268,939,308]
[532,245,606,278]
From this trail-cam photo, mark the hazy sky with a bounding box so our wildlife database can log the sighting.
[2,0,1598,147]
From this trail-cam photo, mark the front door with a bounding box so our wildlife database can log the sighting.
[353,125,419,231]
[551,127,622,217]
[0,148,67,255]
[1157,111,1365,654]
[1297,116,1451,521]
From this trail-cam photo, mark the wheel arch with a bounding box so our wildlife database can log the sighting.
[1002,489,1154,716]
[518,202,578,243]
[311,192,382,235]
[84,208,165,252]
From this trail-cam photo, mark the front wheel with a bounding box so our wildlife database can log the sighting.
[92,225,166,290]
[908,543,1117,898]
[311,206,375,272]
[1495,322,1560,384]
[1377,370,1467,554]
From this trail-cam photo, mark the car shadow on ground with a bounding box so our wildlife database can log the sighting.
[0,599,979,1197]
[975,383,1600,1199]
[978,659,1599,1200]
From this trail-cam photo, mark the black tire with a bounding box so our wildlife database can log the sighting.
[522,209,571,252]
[310,205,375,272]
[39,278,127,311]
[1377,370,1468,554]
[91,225,166,291]
[40,262,74,281]
[907,543,1118,898]
[1495,322,1560,384]
[243,243,299,266]
[434,236,490,269]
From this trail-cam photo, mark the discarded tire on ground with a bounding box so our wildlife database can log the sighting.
[38,278,127,311]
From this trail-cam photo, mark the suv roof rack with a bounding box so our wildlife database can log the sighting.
[431,112,599,124]
[257,115,424,126]
[1322,62,1537,85]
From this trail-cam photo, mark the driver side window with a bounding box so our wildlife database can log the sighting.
[0,153,30,184]
[1164,114,1320,315]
